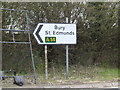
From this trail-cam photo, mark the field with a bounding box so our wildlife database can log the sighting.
[2,66,119,88]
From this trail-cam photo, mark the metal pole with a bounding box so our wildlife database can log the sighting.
[66,17,69,79]
[26,11,37,84]
[0,3,2,75]
[0,29,29,32]
[45,45,48,80]
[66,45,69,79]
[0,41,31,44]
[0,8,28,12]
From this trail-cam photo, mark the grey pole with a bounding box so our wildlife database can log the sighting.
[0,8,28,12]
[0,4,2,76]
[26,11,37,84]
[45,45,48,80]
[0,29,29,32]
[66,17,69,79]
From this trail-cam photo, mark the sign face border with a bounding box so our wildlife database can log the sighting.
[33,23,77,45]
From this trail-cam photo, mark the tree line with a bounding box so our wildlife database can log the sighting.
[2,2,118,73]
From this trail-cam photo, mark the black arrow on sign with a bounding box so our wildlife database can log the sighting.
[35,25,43,43]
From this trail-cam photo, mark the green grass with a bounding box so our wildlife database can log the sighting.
[95,67,119,81]
[4,66,119,84]
[35,66,119,83]
[2,66,119,88]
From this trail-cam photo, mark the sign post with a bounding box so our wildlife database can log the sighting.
[33,22,76,79]
[66,45,69,79]
[66,17,69,79]
[45,45,48,80]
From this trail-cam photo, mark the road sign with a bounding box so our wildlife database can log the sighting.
[33,23,76,44]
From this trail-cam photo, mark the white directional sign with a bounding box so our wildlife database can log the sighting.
[33,23,76,44]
